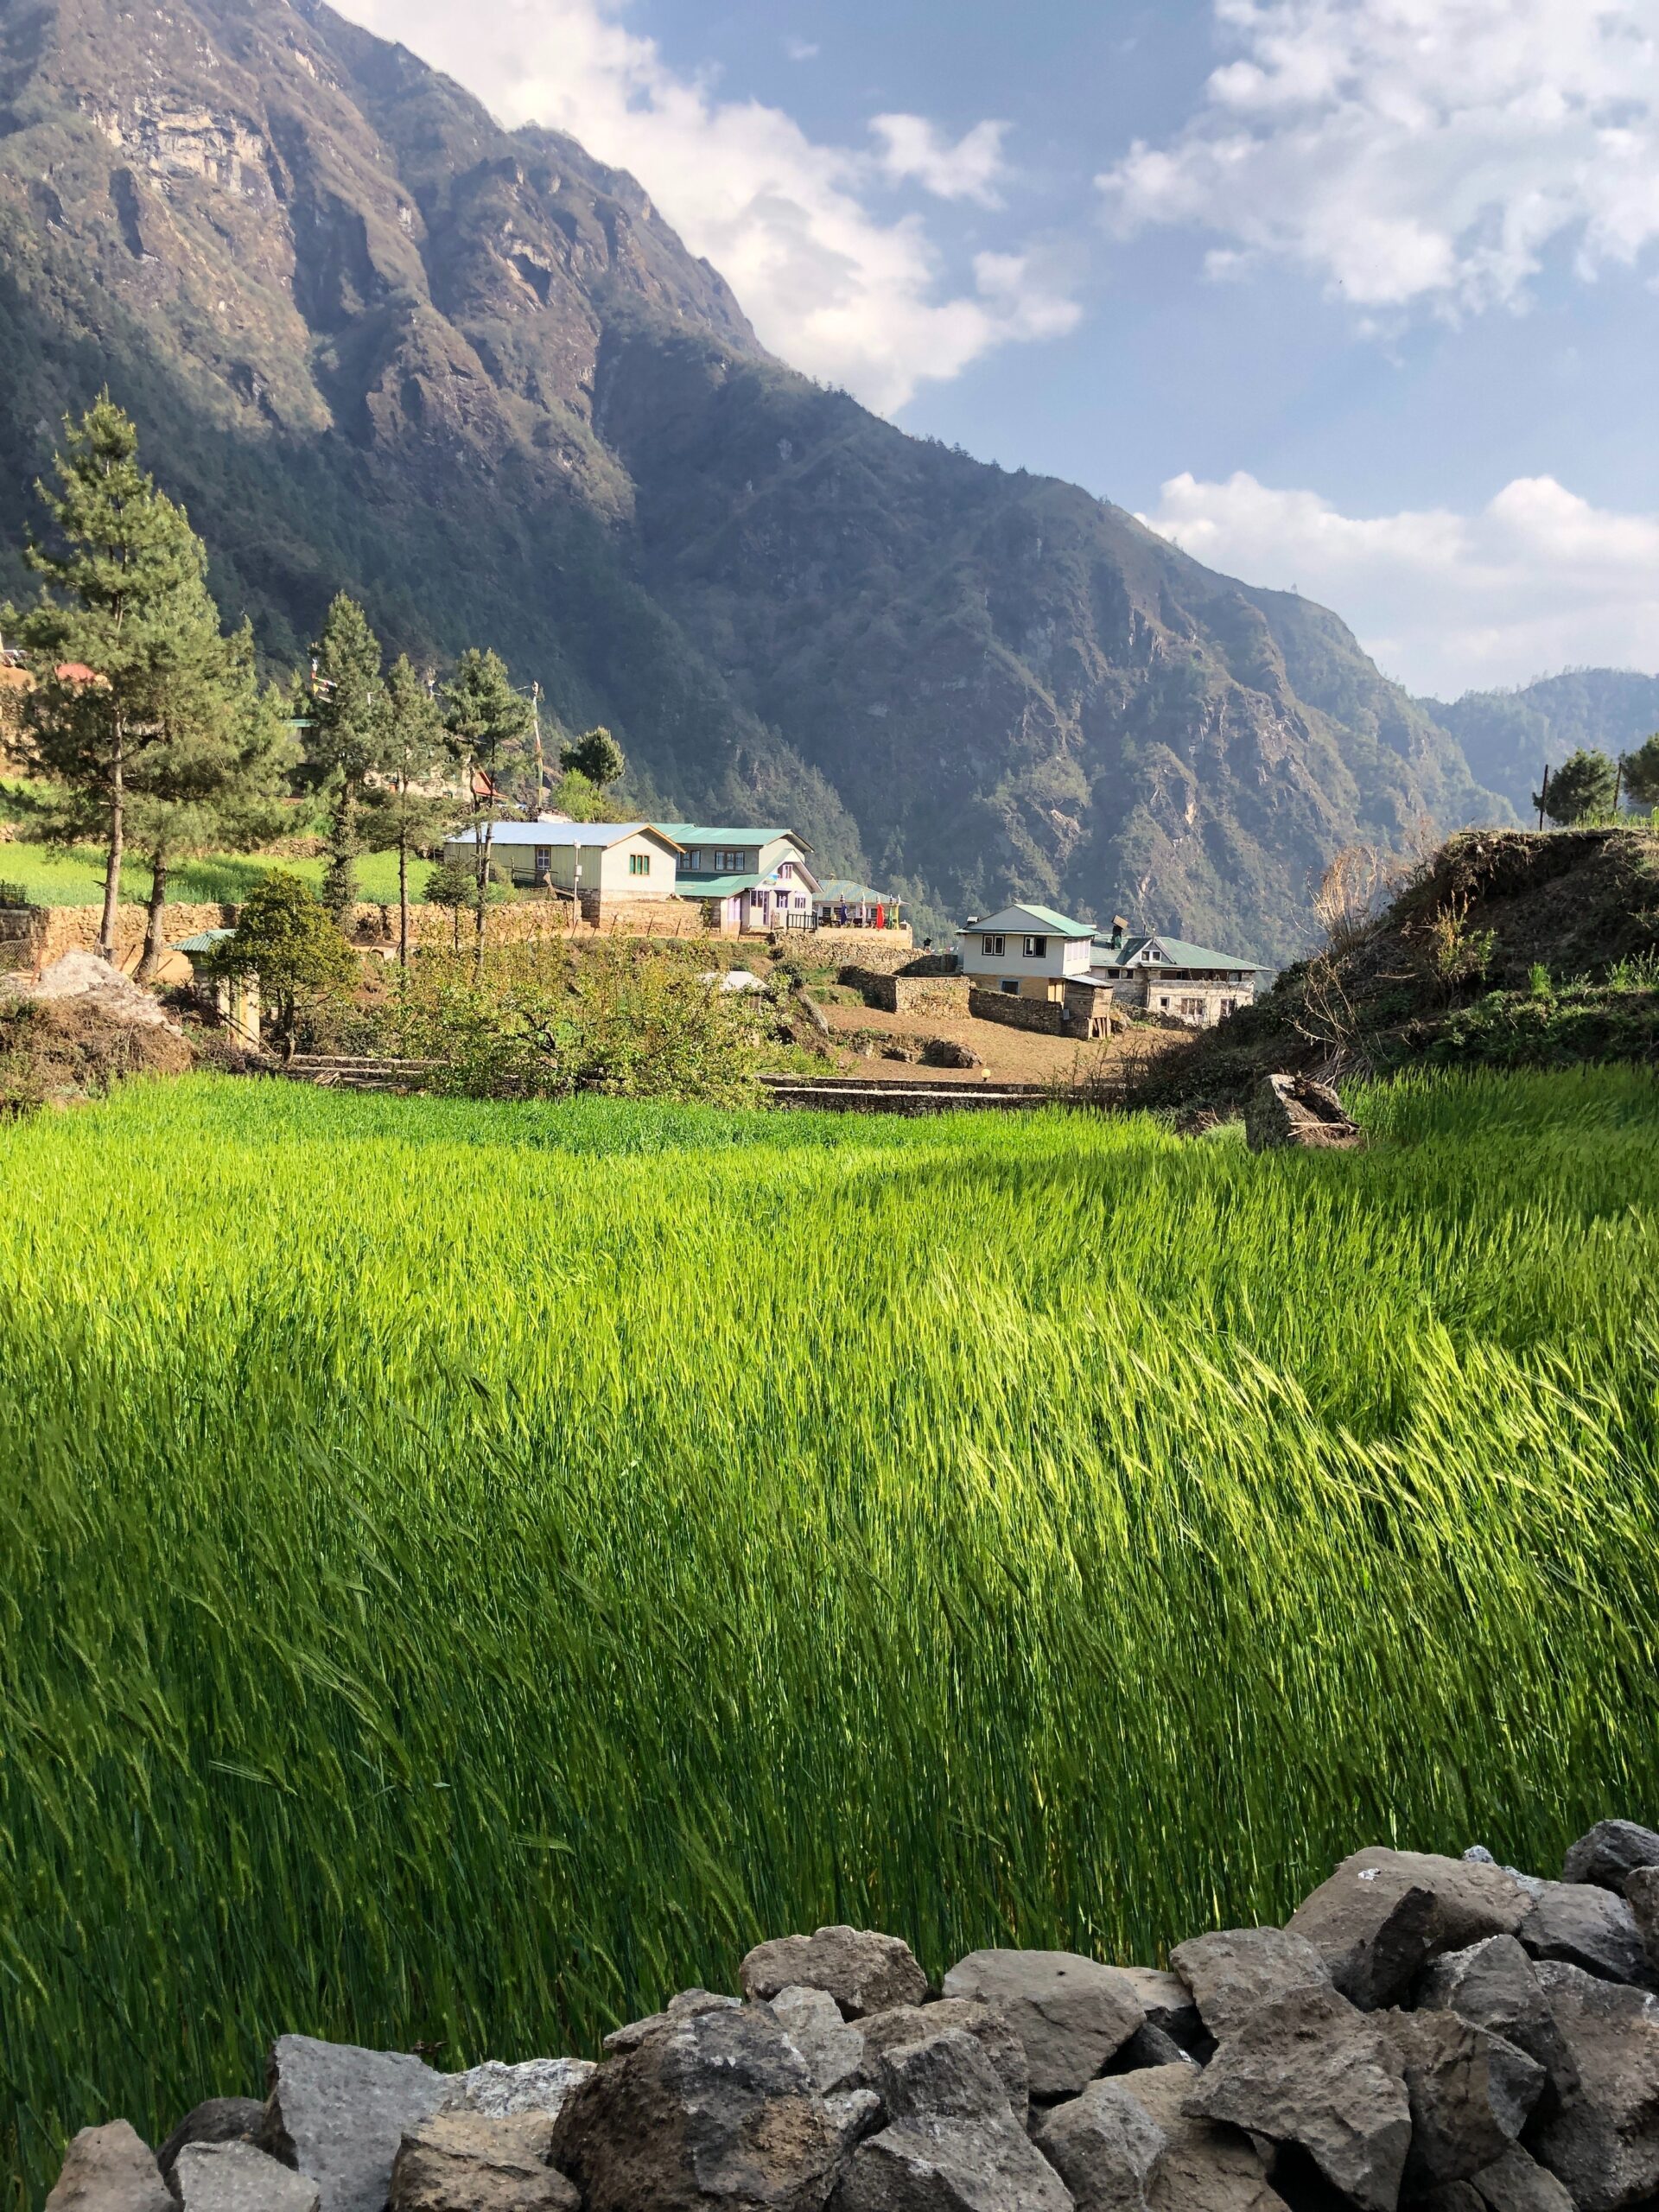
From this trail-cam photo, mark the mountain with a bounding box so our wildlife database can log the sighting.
[0,0,1506,958]
[1421,671,1659,822]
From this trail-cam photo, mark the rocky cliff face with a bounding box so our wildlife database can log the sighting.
[0,0,1504,956]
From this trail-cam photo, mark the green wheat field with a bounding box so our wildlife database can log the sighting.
[3,1068,1657,2201]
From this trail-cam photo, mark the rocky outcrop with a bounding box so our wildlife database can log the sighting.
[49,1819,1659,2212]
[1244,1072,1363,1153]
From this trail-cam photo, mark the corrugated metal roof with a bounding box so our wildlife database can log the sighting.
[661,824,810,850]
[443,822,686,851]
[1096,932,1265,972]
[175,927,236,954]
[958,904,1096,939]
[677,874,765,898]
[817,879,895,904]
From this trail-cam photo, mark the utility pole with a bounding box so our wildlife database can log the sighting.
[1537,765,1550,833]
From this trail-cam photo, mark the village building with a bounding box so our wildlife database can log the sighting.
[957,903,1265,1034]
[1090,918,1266,1027]
[813,877,902,931]
[663,825,821,934]
[443,823,686,920]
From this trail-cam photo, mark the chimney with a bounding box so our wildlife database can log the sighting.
[1109,914,1128,950]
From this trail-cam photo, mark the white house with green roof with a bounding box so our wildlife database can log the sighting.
[957,904,1101,1006]
[1090,918,1267,1027]
[661,824,822,934]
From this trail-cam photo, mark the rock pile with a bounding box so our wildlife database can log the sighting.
[46,1821,1659,2212]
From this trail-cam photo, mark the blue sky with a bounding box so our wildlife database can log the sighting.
[340,0,1659,699]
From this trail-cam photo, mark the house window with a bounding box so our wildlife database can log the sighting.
[1180,996,1205,1019]
[983,934,1006,957]
[716,849,747,871]
[629,853,651,877]
[535,847,551,874]
[1159,996,1170,1009]
[1221,998,1236,1018]
[1023,935,1047,958]
[1000,979,1020,995]
[794,895,807,908]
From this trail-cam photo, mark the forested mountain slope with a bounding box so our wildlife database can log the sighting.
[1422,671,1659,822]
[0,0,1505,956]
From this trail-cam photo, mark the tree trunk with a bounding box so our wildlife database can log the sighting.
[398,838,410,969]
[135,852,168,982]
[99,734,124,963]
[473,809,493,972]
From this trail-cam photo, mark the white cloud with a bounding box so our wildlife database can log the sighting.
[1140,469,1659,696]
[785,38,820,63]
[870,116,1009,207]
[332,0,1074,414]
[1098,1,1659,314]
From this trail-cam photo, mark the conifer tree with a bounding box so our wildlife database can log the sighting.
[559,725,626,793]
[308,594,389,925]
[1535,748,1618,826]
[442,648,534,963]
[359,656,456,966]
[4,397,226,960]
[128,636,296,980]
[1621,733,1659,811]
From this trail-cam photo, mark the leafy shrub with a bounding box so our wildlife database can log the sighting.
[0,879,33,909]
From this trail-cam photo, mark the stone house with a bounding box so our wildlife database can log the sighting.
[1090,919,1267,1028]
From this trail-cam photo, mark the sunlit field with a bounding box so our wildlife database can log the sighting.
[3,1069,1656,2202]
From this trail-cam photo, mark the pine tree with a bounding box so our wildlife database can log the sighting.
[1622,733,1659,811]
[442,648,534,963]
[559,725,626,793]
[207,870,355,1059]
[4,397,226,959]
[358,657,457,966]
[1535,748,1618,827]
[308,594,389,925]
[128,635,297,980]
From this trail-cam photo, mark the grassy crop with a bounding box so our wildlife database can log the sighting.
[0,834,429,907]
[3,1068,1657,2202]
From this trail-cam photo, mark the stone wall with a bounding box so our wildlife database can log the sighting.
[843,968,971,1016]
[37,902,238,964]
[1064,981,1118,1039]
[969,986,1065,1035]
[0,908,39,974]
[808,927,915,970]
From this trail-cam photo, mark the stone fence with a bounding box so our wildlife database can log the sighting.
[809,927,916,970]
[45,1815,1659,2212]
[843,968,970,1017]
[969,986,1065,1035]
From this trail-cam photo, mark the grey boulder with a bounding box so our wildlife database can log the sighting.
[741,1929,928,2020]
[1630,1866,1659,1979]
[46,2123,174,2212]
[605,1991,741,2054]
[438,2056,596,2120]
[259,2037,446,2212]
[1113,1972,1202,2051]
[1033,2080,1166,2212]
[1525,1959,1659,2212]
[1106,2024,1192,2074]
[1112,2065,1286,2212]
[1561,1821,1659,1895]
[836,2029,1072,2212]
[1286,1848,1530,2009]
[552,2001,839,2212]
[172,2144,321,2212]
[388,2113,577,2212]
[1378,2007,1543,2190]
[1184,1982,1410,2212]
[156,2104,267,2183]
[857,2002,1030,2123]
[1166,1929,1331,2044]
[941,1951,1145,2097]
[1519,1880,1651,1986]
[1414,1936,1580,2105]
[771,1986,868,2095]
[1463,2146,1575,2212]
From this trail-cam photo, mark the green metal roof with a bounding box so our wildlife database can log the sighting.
[1095,931,1266,972]
[175,927,235,955]
[659,825,807,850]
[817,879,899,905]
[960,904,1096,939]
[677,874,766,898]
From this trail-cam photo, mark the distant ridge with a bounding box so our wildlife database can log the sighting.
[1421,670,1659,820]
[0,0,1506,959]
